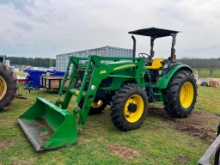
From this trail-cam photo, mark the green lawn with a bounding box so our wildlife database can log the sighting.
[197,69,220,78]
[0,85,219,164]
[196,86,220,114]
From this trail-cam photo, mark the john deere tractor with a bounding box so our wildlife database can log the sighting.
[0,55,18,111]
[18,27,197,151]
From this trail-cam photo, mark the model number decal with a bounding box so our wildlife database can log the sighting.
[114,64,135,70]
[100,70,107,74]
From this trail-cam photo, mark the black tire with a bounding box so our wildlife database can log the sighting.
[0,63,18,111]
[163,70,197,118]
[110,83,148,131]
[79,98,107,115]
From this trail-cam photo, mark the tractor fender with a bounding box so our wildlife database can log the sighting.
[158,64,193,89]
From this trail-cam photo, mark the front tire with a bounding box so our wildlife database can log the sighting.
[110,83,148,131]
[89,99,107,115]
[0,63,18,111]
[79,98,107,115]
[163,70,197,118]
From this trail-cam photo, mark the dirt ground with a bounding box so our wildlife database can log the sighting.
[108,142,140,160]
[108,109,219,161]
[0,139,14,148]
[149,109,219,143]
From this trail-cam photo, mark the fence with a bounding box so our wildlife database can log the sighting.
[198,124,220,165]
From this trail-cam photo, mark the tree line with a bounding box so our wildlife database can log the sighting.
[7,56,56,68]
[5,56,220,75]
[177,57,220,75]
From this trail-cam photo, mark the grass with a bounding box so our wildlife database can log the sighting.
[196,69,220,78]
[196,86,220,114]
[0,84,219,164]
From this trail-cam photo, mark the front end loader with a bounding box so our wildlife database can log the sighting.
[18,27,197,151]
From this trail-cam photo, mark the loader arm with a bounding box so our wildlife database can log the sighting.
[57,55,146,127]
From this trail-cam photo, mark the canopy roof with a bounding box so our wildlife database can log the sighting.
[129,27,179,38]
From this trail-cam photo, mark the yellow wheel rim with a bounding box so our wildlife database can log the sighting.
[91,100,103,108]
[180,82,194,108]
[124,94,144,123]
[0,75,7,100]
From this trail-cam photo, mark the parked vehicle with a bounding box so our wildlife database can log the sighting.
[18,27,197,151]
[0,55,18,111]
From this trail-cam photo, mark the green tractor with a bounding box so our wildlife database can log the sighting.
[18,27,197,151]
[0,55,18,111]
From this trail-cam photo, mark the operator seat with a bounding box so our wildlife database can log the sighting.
[146,58,164,70]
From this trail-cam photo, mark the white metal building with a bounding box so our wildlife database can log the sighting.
[56,46,133,71]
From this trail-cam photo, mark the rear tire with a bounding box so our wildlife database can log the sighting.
[0,63,18,111]
[163,70,197,118]
[110,83,148,131]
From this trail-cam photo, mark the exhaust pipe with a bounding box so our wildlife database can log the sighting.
[131,35,136,59]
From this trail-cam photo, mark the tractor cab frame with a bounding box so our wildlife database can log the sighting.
[129,27,179,62]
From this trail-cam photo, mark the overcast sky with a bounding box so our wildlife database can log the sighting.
[0,0,220,59]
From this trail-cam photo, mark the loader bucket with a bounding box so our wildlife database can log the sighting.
[18,97,78,151]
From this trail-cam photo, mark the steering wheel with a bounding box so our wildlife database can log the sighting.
[138,53,150,58]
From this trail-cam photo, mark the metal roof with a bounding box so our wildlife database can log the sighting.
[128,27,179,38]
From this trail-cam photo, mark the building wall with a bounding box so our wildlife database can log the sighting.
[56,46,133,71]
